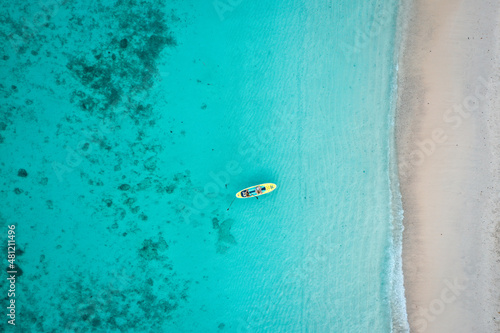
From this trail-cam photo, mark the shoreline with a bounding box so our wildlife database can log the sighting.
[395,0,500,332]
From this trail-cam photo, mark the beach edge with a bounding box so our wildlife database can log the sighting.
[395,0,500,331]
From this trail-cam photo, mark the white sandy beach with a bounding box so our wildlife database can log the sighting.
[396,0,500,332]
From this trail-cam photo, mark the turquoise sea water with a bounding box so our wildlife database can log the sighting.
[1,0,408,331]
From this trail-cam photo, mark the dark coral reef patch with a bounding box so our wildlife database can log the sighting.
[66,0,177,118]
[138,235,169,261]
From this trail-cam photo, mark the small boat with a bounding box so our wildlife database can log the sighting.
[236,183,277,198]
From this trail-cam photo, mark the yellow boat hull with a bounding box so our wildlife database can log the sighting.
[236,183,277,198]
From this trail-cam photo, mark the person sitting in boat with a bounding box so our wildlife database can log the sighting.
[242,189,250,197]
[255,186,262,195]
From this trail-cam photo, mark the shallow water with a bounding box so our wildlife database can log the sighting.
[0,0,407,331]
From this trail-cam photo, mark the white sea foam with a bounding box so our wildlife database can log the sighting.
[387,0,415,331]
